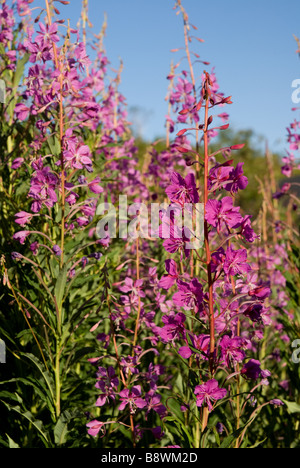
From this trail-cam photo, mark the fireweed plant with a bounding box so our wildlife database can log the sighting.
[0,0,296,449]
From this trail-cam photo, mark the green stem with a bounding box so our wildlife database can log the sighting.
[55,337,61,419]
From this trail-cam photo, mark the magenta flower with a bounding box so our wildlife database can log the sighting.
[11,157,24,169]
[223,246,251,277]
[219,335,246,368]
[194,379,227,411]
[161,222,192,259]
[270,399,284,407]
[240,215,258,243]
[193,334,210,358]
[208,164,232,192]
[118,385,147,414]
[15,103,30,121]
[119,277,146,298]
[86,420,104,437]
[165,171,199,205]
[95,366,119,407]
[88,177,104,194]
[159,312,186,342]
[15,211,33,227]
[173,278,203,313]
[205,196,243,231]
[29,166,58,213]
[243,303,266,323]
[224,162,248,193]
[52,245,62,257]
[120,355,139,377]
[30,242,39,256]
[248,283,271,300]
[74,42,92,71]
[25,40,52,63]
[178,346,193,359]
[158,259,179,289]
[13,230,30,244]
[145,392,168,419]
[36,22,60,46]
[241,359,271,380]
[63,143,93,170]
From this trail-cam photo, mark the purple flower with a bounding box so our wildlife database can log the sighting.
[216,422,225,434]
[223,246,251,277]
[36,22,60,46]
[30,241,39,256]
[25,40,52,63]
[270,399,284,407]
[15,211,33,227]
[194,379,227,411]
[219,335,246,368]
[53,245,62,257]
[208,164,233,192]
[120,355,139,377]
[145,392,168,419]
[158,259,179,290]
[119,277,145,298]
[165,171,199,205]
[243,303,265,323]
[118,385,147,414]
[173,278,203,313]
[15,103,30,121]
[161,220,192,260]
[86,420,104,437]
[241,359,264,380]
[152,426,164,440]
[210,247,226,274]
[248,283,271,300]
[63,142,93,170]
[205,197,243,231]
[74,42,92,71]
[159,312,186,342]
[240,215,258,243]
[11,157,24,169]
[11,252,22,260]
[29,166,58,212]
[13,230,30,244]
[224,162,248,193]
[95,366,119,407]
[193,334,210,358]
[88,177,104,194]
[178,346,193,359]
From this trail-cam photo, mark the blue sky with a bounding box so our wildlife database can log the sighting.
[39,0,300,154]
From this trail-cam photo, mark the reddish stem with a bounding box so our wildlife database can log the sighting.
[203,76,215,376]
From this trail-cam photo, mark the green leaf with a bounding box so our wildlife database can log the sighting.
[7,53,29,120]
[0,377,56,419]
[19,353,55,404]
[282,400,300,414]
[163,416,194,448]
[54,264,68,309]
[219,425,247,448]
[7,405,49,446]
[47,135,61,158]
[54,411,73,446]
[6,434,20,448]
[248,437,267,448]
